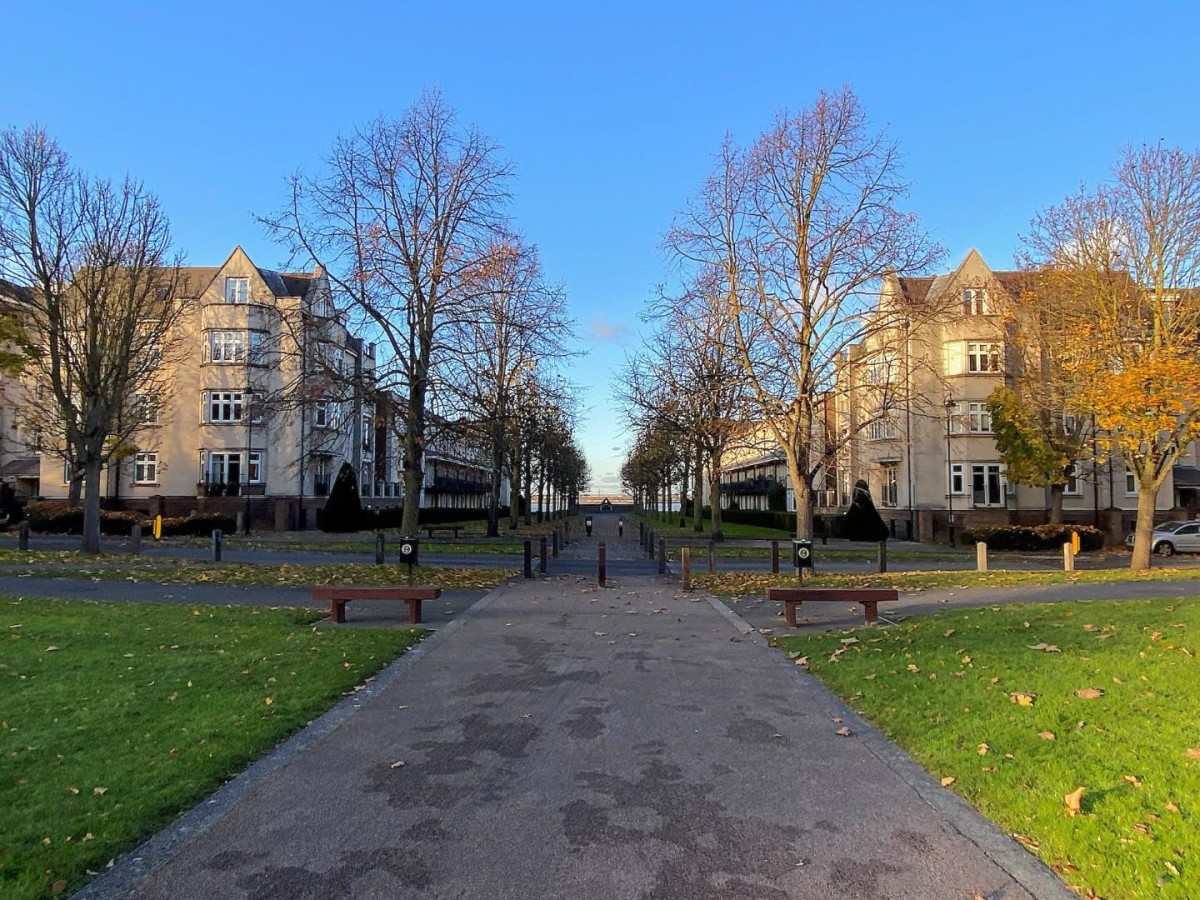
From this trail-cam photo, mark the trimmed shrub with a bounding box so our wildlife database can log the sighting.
[159,513,237,536]
[962,524,1104,552]
[316,462,362,533]
[842,479,890,542]
[767,482,787,512]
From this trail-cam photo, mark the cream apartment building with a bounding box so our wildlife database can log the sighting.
[714,250,1198,543]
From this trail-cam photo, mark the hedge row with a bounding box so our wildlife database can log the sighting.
[962,524,1104,552]
[24,501,235,537]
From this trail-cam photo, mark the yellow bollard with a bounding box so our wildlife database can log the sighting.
[153,514,163,540]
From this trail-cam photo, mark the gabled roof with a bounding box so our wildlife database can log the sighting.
[895,250,1032,307]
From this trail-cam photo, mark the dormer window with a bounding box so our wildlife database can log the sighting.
[962,288,990,316]
[225,277,249,304]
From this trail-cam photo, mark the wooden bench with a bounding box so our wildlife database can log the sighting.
[424,525,463,539]
[767,588,899,626]
[312,586,442,624]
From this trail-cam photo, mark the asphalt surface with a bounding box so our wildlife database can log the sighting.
[73,516,1072,899]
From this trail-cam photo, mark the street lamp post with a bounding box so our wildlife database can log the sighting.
[945,397,956,546]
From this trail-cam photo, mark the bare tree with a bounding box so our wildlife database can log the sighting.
[262,89,513,533]
[0,126,186,553]
[1024,144,1200,569]
[443,235,575,535]
[734,87,943,537]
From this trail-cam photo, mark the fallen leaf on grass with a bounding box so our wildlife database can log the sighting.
[93,786,107,795]
[1038,731,1056,741]
[1076,688,1105,700]
[1009,692,1035,707]
[1185,748,1200,760]
[940,776,956,787]
[44,645,59,652]
[1122,775,1143,788]
[1012,832,1040,851]
[793,656,808,667]
[1027,643,1061,652]
[906,663,920,673]
[835,727,852,737]
[978,742,989,755]
[943,629,955,637]
[1065,786,1085,817]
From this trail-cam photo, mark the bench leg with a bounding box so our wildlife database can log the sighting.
[331,599,346,624]
[862,601,878,625]
[784,600,799,628]
[406,598,423,625]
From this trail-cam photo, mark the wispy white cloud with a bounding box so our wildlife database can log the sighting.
[587,313,633,344]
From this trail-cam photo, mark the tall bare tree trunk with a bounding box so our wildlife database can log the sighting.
[693,444,705,533]
[1130,480,1160,571]
[82,455,104,554]
[1048,484,1064,525]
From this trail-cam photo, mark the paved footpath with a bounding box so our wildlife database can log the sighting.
[78,518,1072,900]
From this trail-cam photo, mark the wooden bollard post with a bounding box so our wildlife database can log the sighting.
[236,511,245,535]
[707,540,715,574]
[18,520,28,551]
[977,541,988,572]
[375,531,385,565]
[524,540,533,578]
[130,523,142,556]
[211,529,223,563]
[771,540,779,574]
[682,546,692,591]
[539,536,548,573]
[1063,543,1075,572]
[877,541,887,574]
[552,530,559,558]
[598,541,607,587]
[658,538,666,575]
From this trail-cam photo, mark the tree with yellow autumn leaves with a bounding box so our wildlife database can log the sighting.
[1023,144,1200,570]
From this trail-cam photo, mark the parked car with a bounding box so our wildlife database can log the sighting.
[1124,520,1200,555]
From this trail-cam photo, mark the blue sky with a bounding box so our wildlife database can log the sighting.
[4,1,1200,495]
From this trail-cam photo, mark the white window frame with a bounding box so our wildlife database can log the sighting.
[133,452,159,485]
[967,342,1002,374]
[313,400,331,429]
[962,288,990,316]
[967,402,992,433]
[881,462,899,508]
[949,462,964,495]
[209,331,246,363]
[205,391,244,423]
[134,393,160,425]
[225,276,249,304]
[971,463,1006,507]
[947,401,966,434]
[1064,463,1081,496]
[1126,468,1138,496]
[362,412,374,453]
[247,450,263,484]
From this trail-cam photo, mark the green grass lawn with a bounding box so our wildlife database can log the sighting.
[0,557,515,589]
[0,597,424,900]
[694,566,1200,595]
[774,598,1200,898]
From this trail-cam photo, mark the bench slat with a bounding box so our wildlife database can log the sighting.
[311,587,441,600]
[767,587,898,626]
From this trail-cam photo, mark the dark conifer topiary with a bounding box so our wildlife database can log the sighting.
[841,478,890,542]
[317,462,362,532]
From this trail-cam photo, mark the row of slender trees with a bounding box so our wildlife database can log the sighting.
[0,90,585,551]
[620,84,1200,570]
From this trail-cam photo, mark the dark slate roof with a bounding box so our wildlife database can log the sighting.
[279,272,317,298]
[895,276,934,304]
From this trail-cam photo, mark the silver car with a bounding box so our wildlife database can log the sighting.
[1125,520,1200,556]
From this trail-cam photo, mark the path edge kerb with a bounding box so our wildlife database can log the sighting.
[703,593,1077,900]
[72,580,517,900]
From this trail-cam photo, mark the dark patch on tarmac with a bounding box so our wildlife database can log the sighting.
[457,634,605,695]
[563,758,811,899]
[562,703,608,738]
[367,712,540,810]
[234,846,431,898]
[826,856,905,895]
[895,828,935,853]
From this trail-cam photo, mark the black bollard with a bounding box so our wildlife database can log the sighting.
[375,531,385,565]
[211,529,223,563]
[618,518,624,538]
[131,523,142,556]
[18,521,28,551]
[657,538,666,575]
[598,541,607,587]
[552,530,559,558]
[771,540,779,574]
[539,536,547,573]
[523,540,532,578]
[708,540,715,574]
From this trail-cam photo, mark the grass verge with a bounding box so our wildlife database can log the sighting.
[0,559,515,590]
[774,598,1200,898]
[694,567,1200,595]
[0,597,423,900]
